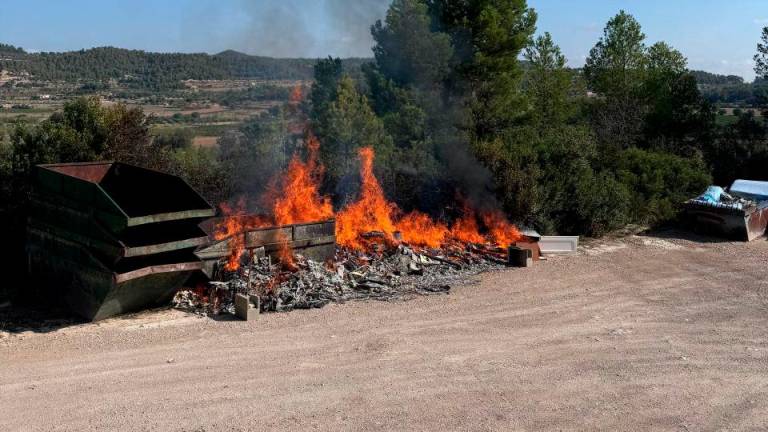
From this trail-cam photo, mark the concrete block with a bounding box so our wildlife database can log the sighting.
[508,246,533,268]
[234,293,260,320]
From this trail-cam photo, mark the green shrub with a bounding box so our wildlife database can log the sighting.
[170,147,230,206]
[616,147,711,224]
[572,169,631,236]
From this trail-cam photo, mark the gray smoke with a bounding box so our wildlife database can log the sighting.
[213,0,390,58]
[324,0,391,57]
[232,0,316,58]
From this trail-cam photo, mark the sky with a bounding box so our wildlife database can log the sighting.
[0,0,766,80]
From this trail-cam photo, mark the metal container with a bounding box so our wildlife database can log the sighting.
[196,219,336,277]
[683,200,768,241]
[33,162,214,231]
[27,162,215,320]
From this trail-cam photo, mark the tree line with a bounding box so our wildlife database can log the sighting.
[305,1,768,236]
[0,46,368,90]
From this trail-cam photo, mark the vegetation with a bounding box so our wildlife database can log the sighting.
[0,46,369,89]
[308,2,768,237]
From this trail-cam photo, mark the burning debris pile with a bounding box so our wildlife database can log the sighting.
[176,126,530,317]
[175,242,509,316]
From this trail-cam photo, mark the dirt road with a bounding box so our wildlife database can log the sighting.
[2,232,768,431]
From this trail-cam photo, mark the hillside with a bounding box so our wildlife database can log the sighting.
[0,44,370,89]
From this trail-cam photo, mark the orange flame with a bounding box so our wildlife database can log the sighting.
[396,212,448,248]
[481,210,522,248]
[217,141,523,268]
[335,147,398,250]
[215,132,332,270]
[275,230,297,271]
[272,132,333,226]
[335,147,523,251]
[449,205,485,244]
[289,85,303,105]
[214,199,271,271]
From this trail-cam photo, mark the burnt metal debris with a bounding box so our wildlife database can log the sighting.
[172,243,506,316]
[196,219,336,278]
[26,162,215,321]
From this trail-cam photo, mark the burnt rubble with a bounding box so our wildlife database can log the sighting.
[173,243,506,316]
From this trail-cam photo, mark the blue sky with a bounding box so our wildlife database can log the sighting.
[0,0,766,80]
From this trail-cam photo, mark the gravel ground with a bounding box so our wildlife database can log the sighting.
[1,230,767,431]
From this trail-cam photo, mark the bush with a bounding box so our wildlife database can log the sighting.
[572,169,631,236]
[170,147,230,205]
[154,129,193,150]
[615,147,711,224]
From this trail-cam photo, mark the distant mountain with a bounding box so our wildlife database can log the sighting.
[0,44,371,89]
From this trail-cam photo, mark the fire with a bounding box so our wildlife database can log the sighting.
[214,199,271,271]
[396,212,448,248]
[216,140,524,272]
[272,132,333,226]
[481,210,522,248]
[289,85,303,105]
[275,230,297,271]
[335,146,523,251]
[215,131,332,271]
[335,147,398,250]
[449,206,486,244]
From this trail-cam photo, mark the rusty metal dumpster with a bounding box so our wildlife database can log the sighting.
[684,179,768,241]
[26,162,215,320]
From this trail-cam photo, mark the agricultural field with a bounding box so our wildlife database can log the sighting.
[0,76,302,147]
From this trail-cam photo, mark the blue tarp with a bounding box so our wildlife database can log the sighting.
[698,186,724,204]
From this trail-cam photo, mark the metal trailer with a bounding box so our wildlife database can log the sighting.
[26,162,215,320]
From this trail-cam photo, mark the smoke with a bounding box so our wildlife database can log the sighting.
[324,0,391,57]
[193,0,390,58]
[232,0,317,58]
[435,124,501,212]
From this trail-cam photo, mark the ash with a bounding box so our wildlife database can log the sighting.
[173,244,506,316]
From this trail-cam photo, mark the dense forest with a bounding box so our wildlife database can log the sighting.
[0,44,368,89]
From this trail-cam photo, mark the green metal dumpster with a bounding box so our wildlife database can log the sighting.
[26,162,215,321]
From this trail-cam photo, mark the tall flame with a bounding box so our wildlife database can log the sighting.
[217,140,523,270]
[215,131,332,271]
[289,85,303,105]
[335,147,522,250]
[335,147,397,250]
[272,132,333,226]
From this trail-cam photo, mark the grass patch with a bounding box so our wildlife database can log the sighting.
[151,123,239,137]
[715,114,739,126]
